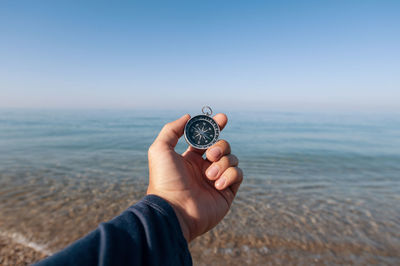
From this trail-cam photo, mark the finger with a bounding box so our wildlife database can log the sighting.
[205,139,231,162]
[214,167,243,191]
[154,114,190,149]
[205,154,238,181]
[184,113,228,156]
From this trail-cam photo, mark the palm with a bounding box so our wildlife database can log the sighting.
[148,149,232,239]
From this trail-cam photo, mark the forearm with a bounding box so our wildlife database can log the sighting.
[35,195,192,266]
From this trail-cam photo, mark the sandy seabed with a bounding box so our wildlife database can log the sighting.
[0,173,399,265]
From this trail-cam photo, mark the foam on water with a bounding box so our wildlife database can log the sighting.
[0,230,53,256]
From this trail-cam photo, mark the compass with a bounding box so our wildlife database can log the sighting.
[184,106,220,149]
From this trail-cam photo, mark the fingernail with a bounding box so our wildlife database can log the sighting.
[206,165,219,179]
[209,147,222,159]
[215,176,226,189]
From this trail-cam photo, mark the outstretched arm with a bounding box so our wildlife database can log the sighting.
[35,113,243,265]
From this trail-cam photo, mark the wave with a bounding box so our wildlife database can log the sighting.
[0,229,53,256]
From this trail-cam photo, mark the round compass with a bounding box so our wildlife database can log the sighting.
[184,106,220,149]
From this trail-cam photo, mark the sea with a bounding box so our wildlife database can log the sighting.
[0,109,399,265]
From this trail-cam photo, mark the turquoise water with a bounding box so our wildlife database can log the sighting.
[1,109,399,265]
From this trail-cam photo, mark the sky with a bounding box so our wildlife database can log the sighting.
[0,0,399,111]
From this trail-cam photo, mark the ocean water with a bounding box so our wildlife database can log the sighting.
[0,109,399,265]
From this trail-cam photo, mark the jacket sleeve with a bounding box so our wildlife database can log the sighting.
[34,195,192,266]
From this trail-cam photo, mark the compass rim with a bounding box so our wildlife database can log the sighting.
[184,115,220,149]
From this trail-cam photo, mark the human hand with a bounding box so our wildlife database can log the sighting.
[147,114,243,242]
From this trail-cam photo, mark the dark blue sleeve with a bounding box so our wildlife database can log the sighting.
[34,195,192,266]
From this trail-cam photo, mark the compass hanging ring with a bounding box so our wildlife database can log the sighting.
[202,106,213,116]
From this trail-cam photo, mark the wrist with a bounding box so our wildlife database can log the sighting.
[146,190,191,242]
[168,201,191,243]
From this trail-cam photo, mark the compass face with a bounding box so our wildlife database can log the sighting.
[184,115,220,149]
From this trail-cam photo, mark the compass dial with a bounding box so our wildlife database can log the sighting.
[184,115,220,149]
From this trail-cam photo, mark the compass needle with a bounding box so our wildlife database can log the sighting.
[184,106,220,149]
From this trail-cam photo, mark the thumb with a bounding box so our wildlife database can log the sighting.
[154,114,191,149]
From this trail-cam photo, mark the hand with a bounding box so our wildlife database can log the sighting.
[147,114,243,242]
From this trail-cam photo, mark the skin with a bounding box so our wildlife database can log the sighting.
[147,113,243,242]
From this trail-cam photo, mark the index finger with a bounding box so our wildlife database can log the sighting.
[183,113,228,156]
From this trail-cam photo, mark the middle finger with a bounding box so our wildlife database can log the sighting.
[206,154,239,180]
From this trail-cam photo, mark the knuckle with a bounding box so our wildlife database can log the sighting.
[217,139,229,146]
[219,155,238,167]
[232,167,240,177]
[229,167,242,178]
[225,167,237,178]
[217,139,231,151]
[218,154,238,168]
[148,143,160,156]
[148,144,156,155]
[163,123,172,132]
[230,154,239,165]
[219,155,230,166]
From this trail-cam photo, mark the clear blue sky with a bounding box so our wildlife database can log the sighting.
[0,0,399,110]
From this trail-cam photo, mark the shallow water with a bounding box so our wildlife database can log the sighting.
[0,109,399,265]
